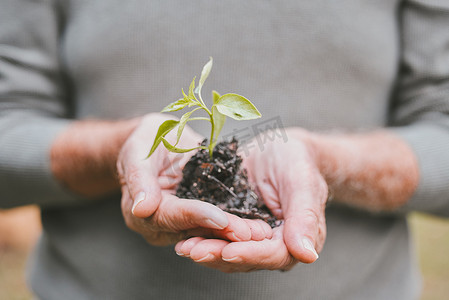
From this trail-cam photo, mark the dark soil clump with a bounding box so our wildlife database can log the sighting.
[176,138,280,228]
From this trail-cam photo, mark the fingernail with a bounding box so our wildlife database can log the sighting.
[175,251,186,257]
[222,256,242,263]
[204,215,228,229]
[194,254,214,262]
[226,232,243,242]
[132,191,146,215]
[302,238,319,260]
[204,218,225,230]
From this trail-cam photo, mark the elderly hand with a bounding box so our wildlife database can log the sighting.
[175,223,296,272]
[117,113,272,246]
[175,132,328,271]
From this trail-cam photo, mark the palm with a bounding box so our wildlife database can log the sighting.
[118,113,272,247]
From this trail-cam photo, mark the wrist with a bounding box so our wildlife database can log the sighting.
[286,128,419,210]
[51,118,141,198]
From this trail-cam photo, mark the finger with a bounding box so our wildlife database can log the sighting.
[182,211,252,242]
[243,219,272,241]
[189,239,229,263]
[158,153,185,189]
[178,238,252,273]
[156,195,229,231]
[174,239,187,255]
[254,219,274,239]
[220,225,290,268]
[282,172,327,264]
[247,149,283,219]
[178,237,288,273]
[178,238,248,273]
[256,179,283,218]
[176,237,205,257]
[123,163,162,219]
[220,240,295,271]
[217,213,252,241]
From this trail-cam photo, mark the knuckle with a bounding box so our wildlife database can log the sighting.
[302,208,320,227]
[126,168,142,187]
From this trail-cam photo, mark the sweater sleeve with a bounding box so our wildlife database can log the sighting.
[389,0,449,217]
[0,0,83,208]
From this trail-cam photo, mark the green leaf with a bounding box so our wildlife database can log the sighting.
[188,77,196,99]
[212,90,221,105]
[175,107,202,146]
[181,88,188,100]
[161,138,202,153]
[195,57,213,94]
[212,105,226,144]
[178,77,199,107]
[214,93,262,120]
[146,120,179,158]
[161,99,189,112]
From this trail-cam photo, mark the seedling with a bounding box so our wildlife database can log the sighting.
[147,57,261,158]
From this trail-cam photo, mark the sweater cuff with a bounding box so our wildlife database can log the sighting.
[0,113,86,208]
[390,123,449,216]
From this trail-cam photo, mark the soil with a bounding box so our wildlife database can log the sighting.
[176,138,280,228]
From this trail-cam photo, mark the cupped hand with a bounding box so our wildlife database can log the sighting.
[121,189,272,246]
[117,113,272,246]
[175,224,296,272]
[244,133,328,263]
[175,131,328,271]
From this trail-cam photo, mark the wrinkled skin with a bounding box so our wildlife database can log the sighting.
[117,114,272,247]
[176,136,328,272]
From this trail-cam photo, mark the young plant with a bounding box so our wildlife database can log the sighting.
[147,57,261,158]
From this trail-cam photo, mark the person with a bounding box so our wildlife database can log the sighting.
[1,0,449,299]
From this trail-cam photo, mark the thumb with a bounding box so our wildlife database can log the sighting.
[127,169,162,218]
[158,195,229,231]
[281,174,327,264]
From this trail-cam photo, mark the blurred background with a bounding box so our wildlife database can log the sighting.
[0,207,448,300]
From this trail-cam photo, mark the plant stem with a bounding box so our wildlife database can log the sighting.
[208,114,215,158]
[194,87,214,157]
[187,117,210,122]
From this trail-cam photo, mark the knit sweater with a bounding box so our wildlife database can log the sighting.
[2,0,449,299]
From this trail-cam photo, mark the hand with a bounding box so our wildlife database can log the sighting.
[121,190,272,246]
[244,133,328,263]
[175,224,296,272]
[176,128,419,273]
[117,113,272,246]
[175,132,327,271]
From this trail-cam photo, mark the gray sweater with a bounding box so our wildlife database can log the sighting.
[2,0,449,299]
